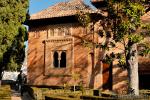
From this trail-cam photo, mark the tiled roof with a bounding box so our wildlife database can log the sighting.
[30,0,97,20]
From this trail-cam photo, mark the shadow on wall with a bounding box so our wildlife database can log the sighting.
[112,65,128,94]
[88,48,112,90]
[27,29,123,89]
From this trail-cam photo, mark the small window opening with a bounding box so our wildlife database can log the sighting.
[53,51,59,68]
[65,28,70,35]
[60,51,66,68]
[48,29,54,37]
[58,28,64,36]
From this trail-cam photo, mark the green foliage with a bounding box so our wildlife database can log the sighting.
[102,0,150,67]
[100,44,109,50]
[141,23,150,36]
[123,2,145,18]
[142,24,150,30]
[138,42,150,56]
[76,0,149,95]
[81,39,94,48]
[76,11,91,27]
[0,0,29,72]
[128,34,143,43]
[76,0,150,65]
[117,54,127,69]
[102,54,113,64]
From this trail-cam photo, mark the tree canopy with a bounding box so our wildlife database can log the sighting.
[0,0,29,73]
[77,0,150,95]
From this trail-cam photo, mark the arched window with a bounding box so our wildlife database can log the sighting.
[64,28,70,36]
[53,51,59,68]
[60,51,66,68]
[58,28,64,36]
[48,29,54,37]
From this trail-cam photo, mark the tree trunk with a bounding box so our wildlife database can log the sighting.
[127,43,139,95]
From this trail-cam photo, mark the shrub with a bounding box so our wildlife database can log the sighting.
[80,95,116,100]
[0,85,11,100]
[45,95,72,100]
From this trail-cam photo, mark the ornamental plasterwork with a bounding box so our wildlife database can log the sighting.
[45,38,73,43]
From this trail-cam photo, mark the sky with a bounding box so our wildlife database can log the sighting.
[29,0,92,14]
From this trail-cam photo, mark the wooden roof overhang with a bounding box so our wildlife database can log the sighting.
[26,15,77,27]
[91,0,107,9]
[26,12,103,27]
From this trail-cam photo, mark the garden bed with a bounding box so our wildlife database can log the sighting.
[26,86,150,100]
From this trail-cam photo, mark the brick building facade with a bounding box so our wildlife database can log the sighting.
[27,0,150,94]
[27,0,105,89]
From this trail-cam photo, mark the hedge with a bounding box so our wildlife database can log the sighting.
[45,95,72,100]
[80,95,116,100]
[0,85,11,100]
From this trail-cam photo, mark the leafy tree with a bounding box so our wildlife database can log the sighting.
[77,0,150,95]
[0,0,29,82]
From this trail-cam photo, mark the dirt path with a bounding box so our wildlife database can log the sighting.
[11,96,22,100]
[11,90,33,100]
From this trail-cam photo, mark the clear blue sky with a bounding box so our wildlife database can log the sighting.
[29,0,92,14]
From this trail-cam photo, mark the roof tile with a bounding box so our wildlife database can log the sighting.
[30,0,94,20]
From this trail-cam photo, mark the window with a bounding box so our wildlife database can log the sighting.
[48,29,54,37]
[60,51,66,68]
[64,28,70,36]
[58,28,64,36]
[53,51,66,68]
[48,27,71,37]
[53,51,59,68]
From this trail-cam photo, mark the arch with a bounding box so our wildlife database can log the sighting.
[49,29,54,36]
[58,28,64,36]
[53,51,59,68]
[60,51,66,68]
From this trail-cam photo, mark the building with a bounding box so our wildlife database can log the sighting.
[27,0,150,94]
[27,0,105,89]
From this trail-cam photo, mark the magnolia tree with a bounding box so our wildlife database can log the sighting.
[0,0,29,84]
[77,0,150,95]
